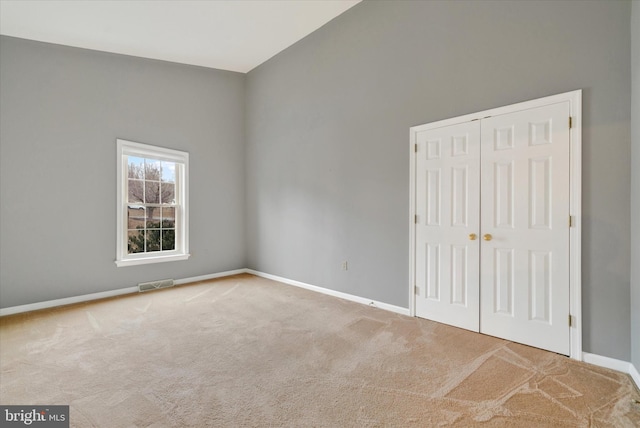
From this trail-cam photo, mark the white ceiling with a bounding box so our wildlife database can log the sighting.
[0,0,361,73]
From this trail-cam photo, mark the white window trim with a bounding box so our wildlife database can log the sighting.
[116,139,190,267]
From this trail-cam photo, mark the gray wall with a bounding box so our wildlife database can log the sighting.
[0,36,246,308]
[631,0,640,372]
[246,0,632,360]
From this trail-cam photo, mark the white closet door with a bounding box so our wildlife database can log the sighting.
[480,102,571,355]
[415,121,481,332]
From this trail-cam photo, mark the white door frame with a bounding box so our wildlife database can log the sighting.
[409,90,582,360]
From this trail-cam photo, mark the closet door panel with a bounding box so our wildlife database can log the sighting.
[415,121,481,332]
[480,102,571,355]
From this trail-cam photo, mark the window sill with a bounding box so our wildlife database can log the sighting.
[115,253,190,267]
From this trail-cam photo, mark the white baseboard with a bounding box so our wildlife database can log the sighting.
[245,269,410,316]
[1,268,410,318]
[173,269,247,285]
[583,352,632,372]
[630,363,640,390]
[0,286,139,317]
[0,268,246,317]
[583,352,640,390]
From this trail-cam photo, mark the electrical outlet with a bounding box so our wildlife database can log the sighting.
[341,261,348,271]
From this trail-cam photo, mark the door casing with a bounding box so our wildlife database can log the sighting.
[409,90,582,360]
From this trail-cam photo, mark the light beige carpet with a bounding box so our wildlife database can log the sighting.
[1,274,639,427]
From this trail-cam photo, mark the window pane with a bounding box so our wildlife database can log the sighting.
[128,230,145,253]
[118,140,189,265]
[161,161,176,183]
[161,182,175,204]
[128,180,144,203]
[162,207,175,228]
[146,229,161,252]
[128,157,145,179]
[144,206,160,228]
[145,159,161,181]
[145,181,160,204]
[162,229,175,251]
[127,206,145,229]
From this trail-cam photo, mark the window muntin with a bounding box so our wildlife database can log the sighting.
[116,140,189,267]
[126,157,176,253]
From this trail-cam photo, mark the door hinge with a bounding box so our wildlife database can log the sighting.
[414,143,418,153]
[569,215,574,227]
[414,214,418,224]
[569,116,573,128]
[568,314,573,327]
[415,285,419,295]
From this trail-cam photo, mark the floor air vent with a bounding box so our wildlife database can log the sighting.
[138,279,175,292]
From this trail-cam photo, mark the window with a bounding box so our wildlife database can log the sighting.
[116,139,189,267]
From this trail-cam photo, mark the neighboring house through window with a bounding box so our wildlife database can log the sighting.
[116,139,189,267]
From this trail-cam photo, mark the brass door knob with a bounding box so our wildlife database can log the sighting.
[483,234,493,241]
[469,233,477,241]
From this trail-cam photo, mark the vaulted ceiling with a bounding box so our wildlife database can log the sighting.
[0,0,361,73]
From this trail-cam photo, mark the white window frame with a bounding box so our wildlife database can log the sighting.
[116,139,190,267]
